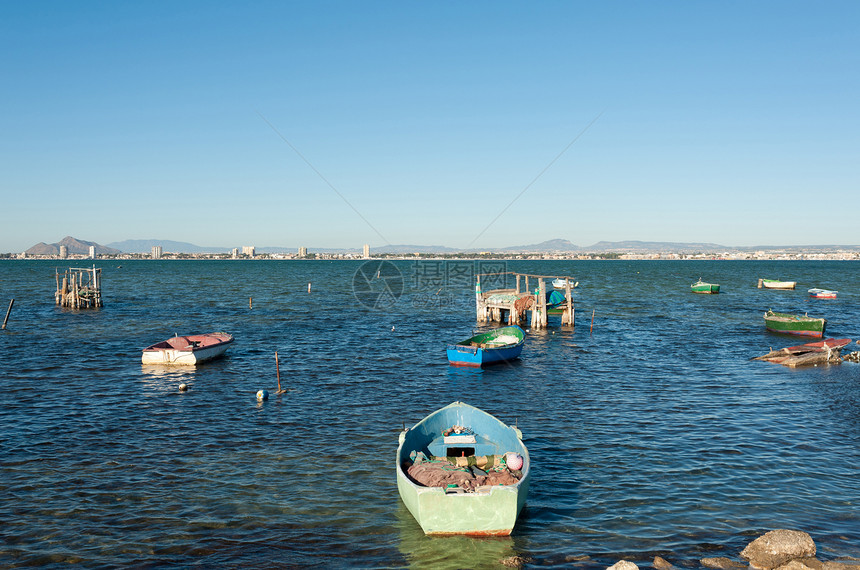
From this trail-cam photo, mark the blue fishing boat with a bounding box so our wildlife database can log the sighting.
[446,325,525,367]
[396,401,530,536]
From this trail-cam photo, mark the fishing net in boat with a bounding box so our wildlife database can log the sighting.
[405,457,521,492]
[487,335,520,345]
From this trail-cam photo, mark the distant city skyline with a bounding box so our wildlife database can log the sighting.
[13,235,860,257]
[2,2,858,253]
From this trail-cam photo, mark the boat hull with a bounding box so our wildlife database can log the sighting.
[761,279,796,290]
[691,282,720,294]
[808,289,837,299]
[763,311,826,338]
[396,402,529,536]
[447,326,525,367]
[141,333,233,365]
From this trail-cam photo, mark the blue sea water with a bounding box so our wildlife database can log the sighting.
[1,259,858,568]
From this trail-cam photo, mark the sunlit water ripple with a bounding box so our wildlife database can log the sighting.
[1,259,858,568]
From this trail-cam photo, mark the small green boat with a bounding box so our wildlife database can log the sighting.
[763,310,826,338]
[691,279,720,294]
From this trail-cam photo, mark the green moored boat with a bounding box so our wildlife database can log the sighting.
[396,401,529,536]
[763,310,826,338]
[691,279,720,294]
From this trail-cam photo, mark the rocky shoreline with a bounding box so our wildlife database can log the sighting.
[499,530,859,569]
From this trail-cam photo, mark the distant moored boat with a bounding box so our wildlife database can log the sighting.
[763,310,825,338]
[759,279,797,290]
[141,332,234,365]
[808,288,837,299]
[691,278,720,294]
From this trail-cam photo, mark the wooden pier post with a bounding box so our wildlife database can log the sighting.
[55,266,103,309]
[1,299,13,330]
[538,278,547,329]
[565,280,574,327]
[475,276,485,323]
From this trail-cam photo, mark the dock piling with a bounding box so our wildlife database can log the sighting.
[55,266,103,309]
[2,299,13,330]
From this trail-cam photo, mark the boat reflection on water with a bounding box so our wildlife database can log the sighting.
[394,502,522,569]
[140,364,197,395]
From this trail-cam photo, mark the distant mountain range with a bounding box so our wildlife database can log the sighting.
[106,239,229,254]
[21,236,860,255]
[25,236,122,256]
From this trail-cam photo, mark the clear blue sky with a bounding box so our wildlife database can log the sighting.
[2,1,858,252]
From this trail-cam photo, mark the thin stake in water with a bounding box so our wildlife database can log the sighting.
[2,299,13,330]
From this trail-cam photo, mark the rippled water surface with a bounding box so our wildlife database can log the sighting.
[1,259,858,568]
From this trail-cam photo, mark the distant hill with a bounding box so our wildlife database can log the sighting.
[583,240,728,253]
[373,244,461,254]
[20,236,860,256]
[26,236,121,256]
[106,239,229,254]
[497,239,580,252]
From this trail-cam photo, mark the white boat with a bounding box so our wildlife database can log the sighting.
[808,288,837,299]
[551,278,578,289]
[759,279,797,290]
[141,332,234,365]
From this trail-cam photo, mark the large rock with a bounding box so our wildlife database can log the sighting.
[776,560,819,570]
[701,557,747,569]
[741,530,816,569]
[607,561,639,570]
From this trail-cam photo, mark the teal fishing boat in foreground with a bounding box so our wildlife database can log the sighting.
[396,401,530,536]
[691,278,720,294]
[764,310,826,338]
[446,325,525,367]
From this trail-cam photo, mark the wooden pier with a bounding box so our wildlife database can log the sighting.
[55,266,103,309]
[475,272,575,330]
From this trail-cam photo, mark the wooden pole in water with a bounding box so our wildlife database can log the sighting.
[308,282,311,293]
[275,351,283,392]
[565,279,573,327]
[249,297,253,309]
[590,309,595,334]
[1,299,13,330]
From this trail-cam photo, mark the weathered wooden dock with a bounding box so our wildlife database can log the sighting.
[55,266,103,309]
[475,272,575,330]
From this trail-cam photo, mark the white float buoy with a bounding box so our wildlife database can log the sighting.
[505,452,524,470]
[179,383,188,392]
[256,389,269,401]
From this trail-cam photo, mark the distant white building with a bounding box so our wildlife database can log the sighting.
[363,244,370,259]
[151,245,162,259]
[59,245,68,259]
[89,245,96,259]
[298,246,307,257]
[231,248,239,259]
[242,246,255,257]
